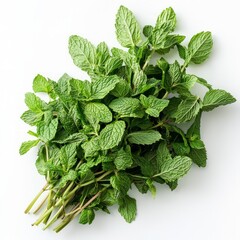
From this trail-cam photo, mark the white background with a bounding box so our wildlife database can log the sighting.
[0,0,239,239]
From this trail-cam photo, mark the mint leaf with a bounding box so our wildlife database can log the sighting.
[25,93,47,113]
[70,79,91,100]
[37,118,58,142]
[91,75,120,100]
[81,137,100,158]
[185,31,213,65]
[19,140,40,155]
[60,143,77,171]
[173,97,201,123]
[96,42,110,66]
[140,95,169,117]
[156,141,172,166]
[159,156,192,182]
[99,121,126,150]
[79,209,95,225]
[104,57,123,75]
[127,130,162,145]
[109,97,143,118]
[155,7,176,31]
[32,74,52,94]
[118,195,137,223]
[69,35,96,72]
[21,110,43,126]
[114,147,133,170]
[188,147,207,167]
[110,172,131,194]
[202,89,236,111]
[84,102,112,125]
[115,6,141,47]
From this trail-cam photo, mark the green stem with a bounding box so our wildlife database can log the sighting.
[142,49,155,71]
[33,193,49,214]
[24,183,48,214]
[130,174,148,180]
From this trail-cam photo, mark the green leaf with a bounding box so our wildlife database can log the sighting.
[202,89,236,111]
[189,139,205,149]
[140,95,169,117]
[188,147,207,167]
[99,121,126,150]
[160,156,192,182]
[156,141,172,166]
[168,61,181,84]
[58,170,78,188]
[25,93,47,113]
[32,74,51,93]
[60,143,77,171]
[155,7,176,32]
[159,35,185,49]
[79,209,95,225]
[115,5,141,47]
[104,57,123,75]
[118,195,137,223]
[172,142,190,155]
[91,75,120,99]
[187,112,202,138]
[143,25,153,37]
[69,35,96,72]
[70,79,91,100]
[114,147,133,170]
[37,118,58,142]
[96,42,110,66]
[110,172,131,194]
[181,74,197,90]
[19,139,40,155]
[84,102,112,125]
[185,31,213,65]
[173,97,201,123]
[110,78,130,97]
[109,97,143,118]
[127,130,162,145]
[81,137,100,158]
[21,110,43,126]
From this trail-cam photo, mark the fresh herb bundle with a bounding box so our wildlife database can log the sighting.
[20,6,236,232]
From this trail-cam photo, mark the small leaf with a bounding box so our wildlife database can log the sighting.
[32,74,51,93]
[21,110,43,126]
[160,156,192,182]
[58,170,78,188]
[79,209,95,225]
[99,121,126,150]
[127,130,162,145]
[202,89,236,111]
[115,5,141,47]
[185,31,213,65]
[104,57,123,75]
[114,147,133,170]
[188,147,207,167]
[69,35,96,72]
[118,195,137,223]
[140,95,169,117]
[19,140,40,155]
[156,141,172,166]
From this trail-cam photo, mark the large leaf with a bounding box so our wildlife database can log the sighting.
[202,89,236,111]
[155,7,176,31]
[99,121,126,150]
[37,118,58,142]
[109,97,143,118]
[185,32,213,64]
[159,156,192,182]
[118,195,137,223]
[115,5,141,47]
[84,102,112,124]
[69,35,96,72]
[127,130,162,145]
[173,97,201,123]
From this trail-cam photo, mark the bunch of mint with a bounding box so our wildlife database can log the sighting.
[20,6,236,232]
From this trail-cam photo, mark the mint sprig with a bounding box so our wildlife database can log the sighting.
[20,6,236,232]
